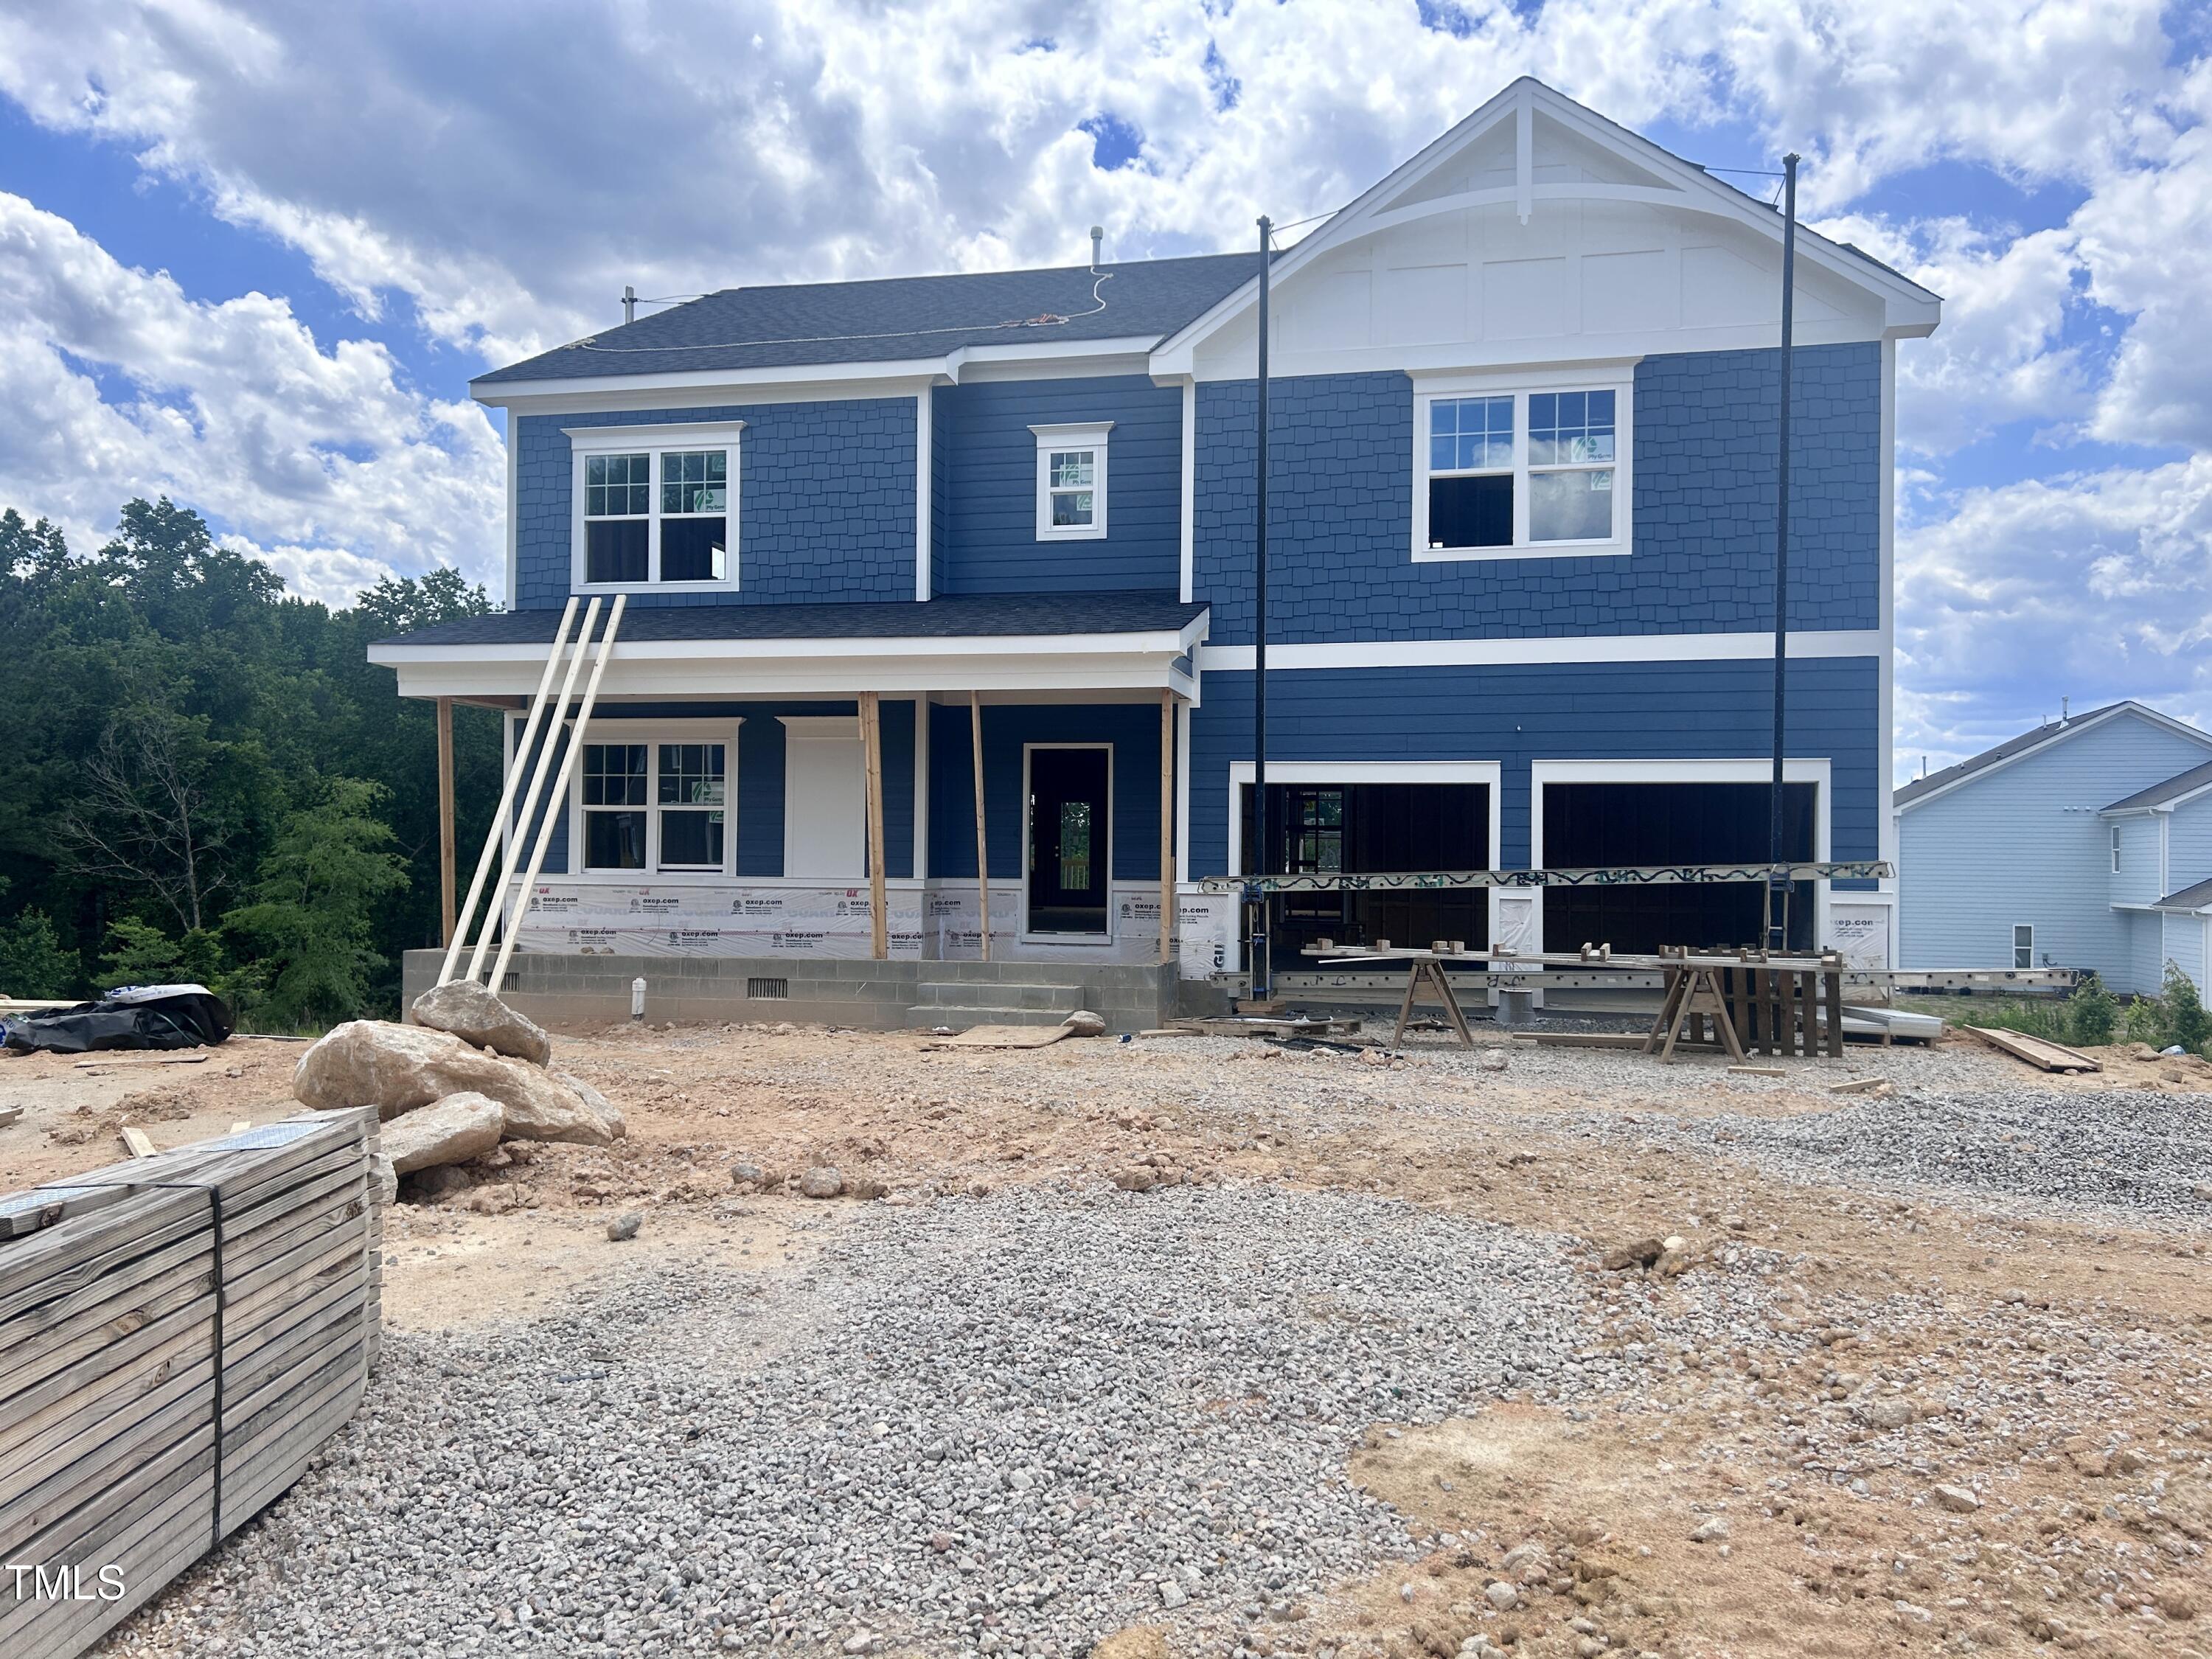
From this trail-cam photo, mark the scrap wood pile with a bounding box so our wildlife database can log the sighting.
[0,1107,383,1659]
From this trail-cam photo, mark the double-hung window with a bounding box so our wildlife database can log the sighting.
[1413,375,1630,559]
[568,422,744,591]
[577,734,731,874]
[1029,422,1113,540]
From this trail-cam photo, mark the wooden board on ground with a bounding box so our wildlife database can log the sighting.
[1506,1031,1648,1049]
[74,1054,209,1071]
[924,1023,1077,1050]
[1166,1016,1365,1040]
[1962,1023,2101,1073]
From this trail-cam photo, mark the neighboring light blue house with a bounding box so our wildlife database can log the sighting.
[1895,701,2212,993]
[371,79,1938,1020]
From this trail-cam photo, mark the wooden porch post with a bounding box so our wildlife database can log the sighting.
[970,691,991,961]
[436,696,457,947]
[859,691,888,960]
[1159,690,1175,964]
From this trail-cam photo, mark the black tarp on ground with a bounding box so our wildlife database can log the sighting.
[1,984,234,1054]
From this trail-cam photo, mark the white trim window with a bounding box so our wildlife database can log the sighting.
[568,422,744,592]
[1412,372,1631,560]
[1030,421,1113,541]
[2012,922,2034,970]
[2112,826,2123,874]
[576,729,734,875]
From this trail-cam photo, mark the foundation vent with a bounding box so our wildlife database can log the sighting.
[745,977,790,1000]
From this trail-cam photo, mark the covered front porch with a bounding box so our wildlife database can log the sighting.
[368,594,1219,992]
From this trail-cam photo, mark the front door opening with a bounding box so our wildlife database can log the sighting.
[1239,782,1490,973]
[1027,747,1110,936]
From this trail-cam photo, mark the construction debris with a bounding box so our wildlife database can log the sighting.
[1963,1025,2102,1074]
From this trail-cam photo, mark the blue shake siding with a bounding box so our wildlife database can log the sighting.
[512,400,919,611]
[1193,344,1881,644]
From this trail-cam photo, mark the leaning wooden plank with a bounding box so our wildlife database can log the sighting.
[1964,1023,2102,1072]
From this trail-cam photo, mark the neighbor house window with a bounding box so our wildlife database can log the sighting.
[579,737,730,873]
[569,422,743,589]
[1414,380,1628,558]
[2013,923,2034,970]
[2112,826,2122,874]
[1030,421,1113,540]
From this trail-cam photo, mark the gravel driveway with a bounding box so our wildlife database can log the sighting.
[125,1184,1780,1659]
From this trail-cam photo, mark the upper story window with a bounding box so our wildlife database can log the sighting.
[578,734,731,874]
[567,422,744,591]
[1029,421,1113,541]
[1412,374,1630,561]
[2112,825,2122,874]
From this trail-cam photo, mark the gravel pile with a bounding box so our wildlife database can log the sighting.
[111,1185,1778,1659]
[1650,1085,2212,1220]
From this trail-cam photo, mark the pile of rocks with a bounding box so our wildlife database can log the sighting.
[291,981,624,1196]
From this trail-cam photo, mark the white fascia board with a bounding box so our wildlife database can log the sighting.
[1150,77,1938,378]
[475,335,1168,410]
[1897,702,2212,815]
[1196,628,1879,673]
[945,337,1161,383]
[473,360,948,408]
[369,626,1206,702]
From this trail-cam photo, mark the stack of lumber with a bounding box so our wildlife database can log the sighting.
[0,1107,383,1658]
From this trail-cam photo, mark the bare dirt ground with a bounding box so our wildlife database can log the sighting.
[7,1020,2212,1659]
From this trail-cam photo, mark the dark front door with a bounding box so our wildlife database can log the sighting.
[1028,747,1110,935]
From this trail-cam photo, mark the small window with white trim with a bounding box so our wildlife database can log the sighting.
[1030,422,1112,541]
[570,422,742,591]
[1414,379,1630,559]
[2012,923,2034,970]
[2112,826,2122,874]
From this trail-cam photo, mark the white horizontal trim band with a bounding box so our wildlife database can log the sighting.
[1197,630,1880,672]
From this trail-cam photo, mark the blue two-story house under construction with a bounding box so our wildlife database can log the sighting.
[373,79,1938,1029]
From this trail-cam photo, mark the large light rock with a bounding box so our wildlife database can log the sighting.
[552,1070,628,1142]
[382,1091,505,1174]
[409,981,552,1066]
[293,1021,621,1144]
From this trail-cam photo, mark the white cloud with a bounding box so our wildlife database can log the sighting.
[0,192,503,605]
[0,0,2206,766]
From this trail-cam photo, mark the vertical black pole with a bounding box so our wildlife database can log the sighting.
[1252,216,1273,1001]
[1766,153,1799,953]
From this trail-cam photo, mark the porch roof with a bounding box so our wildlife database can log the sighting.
[373,591,1207,650]
[367,591,1208,703]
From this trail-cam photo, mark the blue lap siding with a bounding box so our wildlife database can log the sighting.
[1186,657,1881,877]
[925,702,1168,883]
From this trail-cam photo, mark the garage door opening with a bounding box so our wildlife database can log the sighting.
[1240,782,1489,972]
[1542,781,1818,954]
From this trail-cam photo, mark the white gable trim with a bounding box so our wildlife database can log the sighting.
[1895,703,2212,815]
[1150,77,1939,378]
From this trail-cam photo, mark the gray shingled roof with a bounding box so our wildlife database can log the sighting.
[473,254,1257,386]
[2104,758,2212,814]
[2154,876,2212,911]
[1893,702,2131,807]
[374,591,1207,650]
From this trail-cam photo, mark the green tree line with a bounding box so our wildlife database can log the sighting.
[0,498,502,1029]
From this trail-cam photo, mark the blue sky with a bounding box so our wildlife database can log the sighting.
[0,1,2206,781]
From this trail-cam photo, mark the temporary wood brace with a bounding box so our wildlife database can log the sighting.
[488,594,628,994]
[1393,959,1475,1049]
[435,596,583,990]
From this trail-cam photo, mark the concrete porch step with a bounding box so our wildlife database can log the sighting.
[905,1004,1078,1029]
